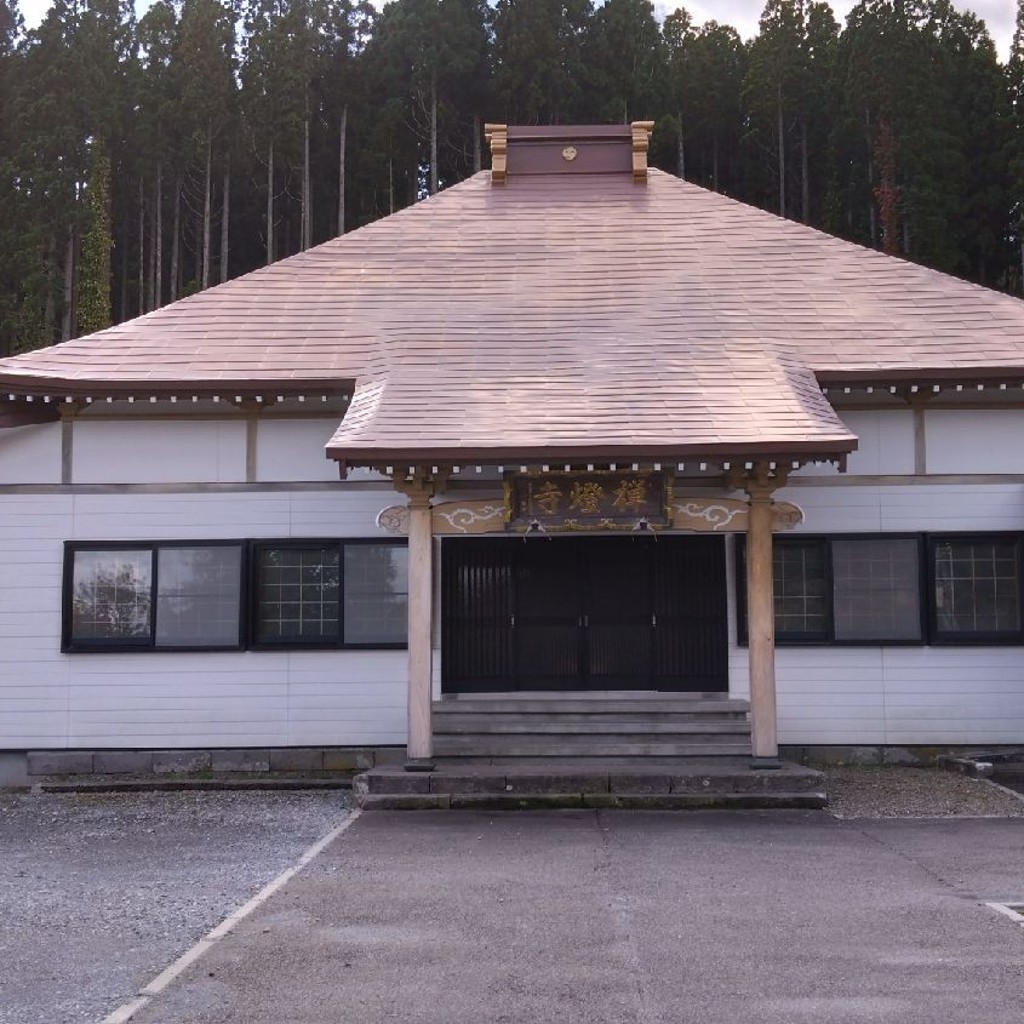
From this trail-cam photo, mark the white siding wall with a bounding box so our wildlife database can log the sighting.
[725,471,1024,745]
[256,417,338,482]
[74,419,247,483]
[0,422,61,483]
[926,410,1024,474]
[4,406,1024,750]
[798,409,916,477]
[0,488,407,750]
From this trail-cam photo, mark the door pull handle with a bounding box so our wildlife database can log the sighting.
[510,615,515,628]
[652,613,657,627]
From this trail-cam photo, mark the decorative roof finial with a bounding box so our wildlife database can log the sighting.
[484,123,508,185]
[631,121,655,183]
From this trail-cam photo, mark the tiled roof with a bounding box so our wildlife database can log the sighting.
[3,168,1024,463]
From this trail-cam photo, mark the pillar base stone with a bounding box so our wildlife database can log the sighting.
[403,758,437,773]
[750,757,782,771]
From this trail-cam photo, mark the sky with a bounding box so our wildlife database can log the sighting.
[679,0,1013,57]
[15,0,1017,60]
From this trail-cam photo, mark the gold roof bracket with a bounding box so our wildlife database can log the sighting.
[631,121,654,184]
[484,123,508,185]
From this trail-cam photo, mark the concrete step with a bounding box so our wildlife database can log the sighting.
[354,754,826,810]
[359,760,824,797]
[357,792,827,811]
[433,714,751,735]
[442,690,729,700]
[432,735,752,758]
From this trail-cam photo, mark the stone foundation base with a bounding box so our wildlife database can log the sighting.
[19,746,406,779]
[781,744,1024,767]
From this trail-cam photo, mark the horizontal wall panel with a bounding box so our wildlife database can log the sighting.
[256,418,339,482]
[926,410,1024,475]
[74,420,247,484]
[797,410,914,477]
[0,422,61,484]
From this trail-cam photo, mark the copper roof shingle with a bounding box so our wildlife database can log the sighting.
[3,164,1024,463]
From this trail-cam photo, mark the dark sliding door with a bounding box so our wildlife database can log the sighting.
[441,536,727,693]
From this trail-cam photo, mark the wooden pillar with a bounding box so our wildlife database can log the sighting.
[406,486,434,763]
[743,464,786,769]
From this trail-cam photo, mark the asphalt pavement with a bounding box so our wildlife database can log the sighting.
[123,809,1024,1024]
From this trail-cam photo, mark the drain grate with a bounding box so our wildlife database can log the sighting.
[985,902,1024,926]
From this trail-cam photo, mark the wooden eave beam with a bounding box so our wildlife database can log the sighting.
[0,405,60,428]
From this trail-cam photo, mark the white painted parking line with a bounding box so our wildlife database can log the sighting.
[984,901,1024,927]
[100,809,362,1024]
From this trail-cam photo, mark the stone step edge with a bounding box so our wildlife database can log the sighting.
[357,792,828,811]
[358,771,823,796]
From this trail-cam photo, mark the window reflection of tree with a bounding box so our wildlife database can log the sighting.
[344,545,408,644]
[157,547,242,646]
[72,552,151,639]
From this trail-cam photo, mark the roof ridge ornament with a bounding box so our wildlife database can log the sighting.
[484,121,654,185]
[484,123,507,185]
[631,121,654,183]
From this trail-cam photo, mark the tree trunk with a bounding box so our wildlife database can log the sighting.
[864,106,877,248]
[473,113,481,174]
[119,226,128,323]
[202,130,212,290]
[302,116,311,250]
[776,84,786,219]
[61,226,75,340]
[389,153,394,215]
[677,111,685,180]
[170,176,181,302]
[429,70,438,196]
[220,157,230,284]
[1020,237,1023,297]
[148,174,157,309]
[154,164,163,308]
[800,119,809,224]
[338,108,349,234]
[137,179,145,316]
[712,136,719,192]
[43,236,57,342]
[266,139,274,265]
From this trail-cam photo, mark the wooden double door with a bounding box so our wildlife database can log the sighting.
[441,536,727,693]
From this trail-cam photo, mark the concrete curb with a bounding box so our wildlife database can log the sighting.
[34,778,352,794]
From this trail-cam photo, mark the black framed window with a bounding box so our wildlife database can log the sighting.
[64,542,244,651]
[774,540,829,641]
[832,538,922,642]
[343,544,409,645]
[930,536,1023,642]
[255,545,340,643]
[738,534,925,645]
[252,540,408,649]
[64,539,408,652]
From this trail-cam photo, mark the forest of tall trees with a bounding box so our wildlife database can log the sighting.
[0,0,1022,356]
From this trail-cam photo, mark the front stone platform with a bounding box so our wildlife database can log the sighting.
[353,757,826,810]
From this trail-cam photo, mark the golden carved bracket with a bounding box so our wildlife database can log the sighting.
[671,497,803,533]
[377,498,505,536]
[484,123,508,185]
[376,496,803,536]
[631,121,655,183]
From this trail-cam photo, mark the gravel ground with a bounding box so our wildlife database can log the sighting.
[0,790,349,1024]
[824,765,1024,818]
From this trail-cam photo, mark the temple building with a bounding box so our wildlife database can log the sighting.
[2,123,1024,791]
